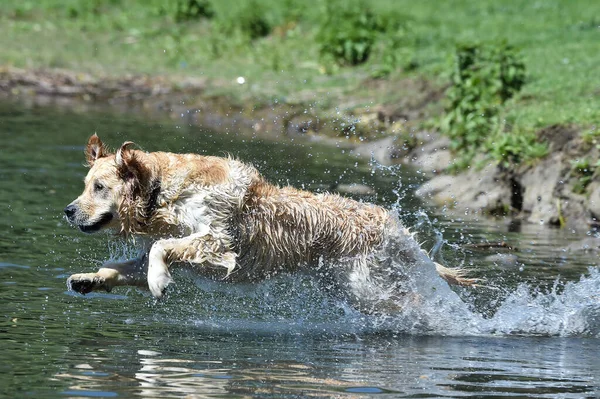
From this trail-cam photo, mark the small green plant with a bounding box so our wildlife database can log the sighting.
[486,130,548,168]
[441,42,528,169]
[143,0,215,22]
[174,0,215,22]
[581,127,600,150]
[235,0,273,40]
[12,2,35,20]
[66,0,117,19]
[570,157,598,194]
[207,1,272,56]
[371,27,417,78]
[317,1,388,66]
[281,0,306,25]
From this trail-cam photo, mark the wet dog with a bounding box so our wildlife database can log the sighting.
[65,134,473,309]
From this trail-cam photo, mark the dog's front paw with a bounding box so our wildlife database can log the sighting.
[67,273,111,295]
[147,268,173,298]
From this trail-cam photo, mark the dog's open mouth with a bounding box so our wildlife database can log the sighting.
[79,213,113,233]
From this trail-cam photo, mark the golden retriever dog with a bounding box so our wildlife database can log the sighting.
[65,134,473,311]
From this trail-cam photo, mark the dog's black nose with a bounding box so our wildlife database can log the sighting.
[64,204,77,218]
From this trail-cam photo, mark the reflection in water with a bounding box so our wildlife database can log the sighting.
[54,344,362,398]
[49,333,599,398]
[0,101,599,398]
[135,353,230,397]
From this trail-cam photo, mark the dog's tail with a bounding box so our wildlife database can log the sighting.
[434,262,479,287]
[419,247,479,287]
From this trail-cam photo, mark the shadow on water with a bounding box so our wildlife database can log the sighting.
[0,101,599,398]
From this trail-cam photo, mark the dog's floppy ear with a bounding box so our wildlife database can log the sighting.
[85,134,110,167]
[115,141,151,186]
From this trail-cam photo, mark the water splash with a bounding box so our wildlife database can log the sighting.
[479,269,600,337]
[358,261,600,338]
[354,209,600,338]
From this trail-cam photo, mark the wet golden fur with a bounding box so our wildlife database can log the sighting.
[66,135,473,306]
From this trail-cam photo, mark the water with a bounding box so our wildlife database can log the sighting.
[0,101,599,398]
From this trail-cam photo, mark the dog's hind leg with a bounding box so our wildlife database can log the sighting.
[147,232,237,298]
[68,257,148,295]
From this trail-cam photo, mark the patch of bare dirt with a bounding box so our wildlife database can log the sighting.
[0,66,205,102]
[538,124,581,153]
[362,77,446,123]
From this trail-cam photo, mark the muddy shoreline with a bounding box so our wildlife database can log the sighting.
[2,66,599,232]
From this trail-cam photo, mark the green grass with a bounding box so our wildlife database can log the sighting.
[1,0,600,142]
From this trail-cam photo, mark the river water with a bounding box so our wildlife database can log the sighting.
[0,101,598,398]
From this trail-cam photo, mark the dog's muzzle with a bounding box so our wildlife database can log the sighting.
[64,204,113,233]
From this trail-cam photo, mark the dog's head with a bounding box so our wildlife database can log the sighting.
[64,134,154,234]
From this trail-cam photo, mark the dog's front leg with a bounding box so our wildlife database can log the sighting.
[68,256,148,295]
[147,232,236,298]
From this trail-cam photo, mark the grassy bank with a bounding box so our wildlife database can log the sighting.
[1,1,600,157]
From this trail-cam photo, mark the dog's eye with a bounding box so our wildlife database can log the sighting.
[94,182,105,192]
